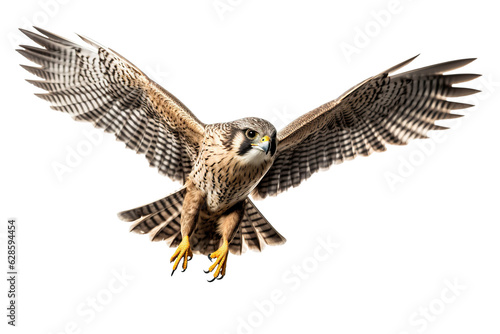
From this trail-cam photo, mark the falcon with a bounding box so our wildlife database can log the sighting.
[18,27,480,281]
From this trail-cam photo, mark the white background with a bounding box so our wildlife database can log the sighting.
[1,0,499,333]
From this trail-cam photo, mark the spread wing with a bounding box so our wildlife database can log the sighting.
[18,27,205,183]
[253,56,480,199]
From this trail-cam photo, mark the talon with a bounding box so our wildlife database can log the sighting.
[170,236,193,275]
[203,269,210,274]
[171,269,176,277]
[207,276,217,283]
[217,274,225,280]
[207,254,213,262]
[204,240,229,281]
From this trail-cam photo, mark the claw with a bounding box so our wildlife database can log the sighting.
[207,276,217,283]
[205,240,229,282]
[207,254,213,262]
[170,236,193,275]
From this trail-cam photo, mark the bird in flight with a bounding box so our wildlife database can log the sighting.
[18,27,479,281]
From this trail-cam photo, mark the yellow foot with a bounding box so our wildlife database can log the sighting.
[170,236,193,276]
[204,240,229,282]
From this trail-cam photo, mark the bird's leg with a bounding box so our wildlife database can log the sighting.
[170,181,204,276]
[205,202,244,282]
[206,239,229,281]
[170,235,193,275]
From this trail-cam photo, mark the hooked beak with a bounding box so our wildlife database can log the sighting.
[251,135,271,154]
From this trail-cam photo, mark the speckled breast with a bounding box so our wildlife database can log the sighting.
[190,125,274,214]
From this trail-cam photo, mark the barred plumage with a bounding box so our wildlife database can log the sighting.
[18,27,479,281]
[119,189,285,256]
[18,27,204,183]
[252,57,479,199]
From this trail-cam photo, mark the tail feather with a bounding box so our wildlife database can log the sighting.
[228,199,286,255]
[118,190,286,256]
[147,211,182,242]
[228,227,243,255]
[118,188,185,243]
[117,187,186,222]
[240,216,263,252]
[244,199,286,246]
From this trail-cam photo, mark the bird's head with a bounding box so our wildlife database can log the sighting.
[224,117,277,164]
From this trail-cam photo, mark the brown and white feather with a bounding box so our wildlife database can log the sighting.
[18,27,205,183]
[253,56,480,199]
[20,28,480,263]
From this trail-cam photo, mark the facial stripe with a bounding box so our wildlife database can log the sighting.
[237,137,252,156]
[270,131,277,156]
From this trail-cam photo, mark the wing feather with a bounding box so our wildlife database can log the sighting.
[18,27,205,183]
[253,56,480,199]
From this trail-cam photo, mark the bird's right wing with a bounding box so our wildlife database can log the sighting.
[253,56,480,199]
[18,27,205,183]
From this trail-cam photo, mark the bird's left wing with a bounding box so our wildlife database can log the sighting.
[253,56,480,199]
[18,27,205,183]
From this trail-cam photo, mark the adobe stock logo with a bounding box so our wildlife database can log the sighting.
[51,127,104,182]
[339,0,407,63]
[384,74,499,192]
[223,235,340,334]
[398,278,466,334]
[7,0,75,48]
[47,268,134,334]
[212,0,244,21]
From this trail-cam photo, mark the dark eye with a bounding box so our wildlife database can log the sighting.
[245,129,258,140]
